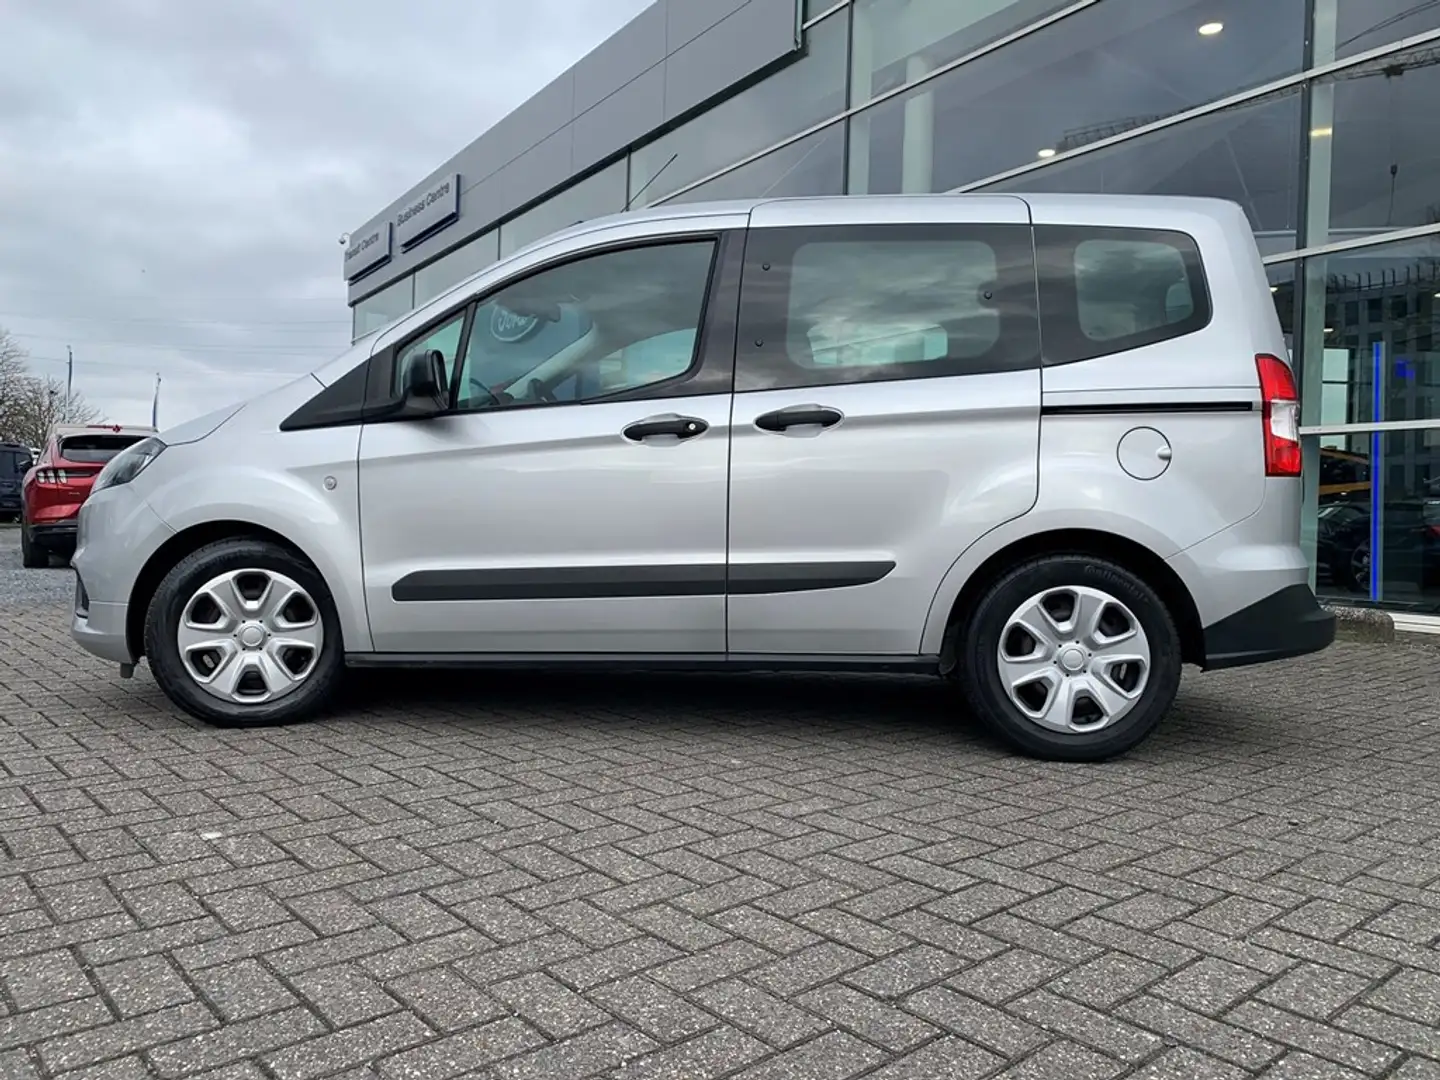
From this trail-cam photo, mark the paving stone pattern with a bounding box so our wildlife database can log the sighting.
[2,598,1440,1078]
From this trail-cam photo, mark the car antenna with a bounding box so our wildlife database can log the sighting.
[625,153,678,211]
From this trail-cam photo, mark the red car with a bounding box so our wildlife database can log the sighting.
[21,423,158,568]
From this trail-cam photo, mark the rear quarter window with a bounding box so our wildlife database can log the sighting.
[1036,226,1211,366]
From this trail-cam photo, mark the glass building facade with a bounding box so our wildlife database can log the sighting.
[352,0,1440,620]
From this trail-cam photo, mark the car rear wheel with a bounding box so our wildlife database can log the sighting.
[19,522,49,568]
[144,538,344,726]
[955,554,1182,762]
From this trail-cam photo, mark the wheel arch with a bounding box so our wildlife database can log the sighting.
[126,521,329,661]
[935,528,1206,669]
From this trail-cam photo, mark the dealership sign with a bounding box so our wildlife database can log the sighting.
[343,222,392,282]
[490,304,542,343]
[395,173,460,250]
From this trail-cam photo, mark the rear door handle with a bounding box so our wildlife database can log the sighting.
[754,404,843,433]
[622,414,709,442]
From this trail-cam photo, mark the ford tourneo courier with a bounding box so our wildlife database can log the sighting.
[70,194,1335,761]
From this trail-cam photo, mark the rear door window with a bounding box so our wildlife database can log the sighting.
[734,224,1041,393]
[1036,226,1211,366]
[57,434,146,464]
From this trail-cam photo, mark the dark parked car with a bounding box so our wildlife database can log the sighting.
[0,442,33,522]
[1315,497,1440,594]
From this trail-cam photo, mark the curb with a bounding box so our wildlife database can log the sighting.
[1322,603,1395,644]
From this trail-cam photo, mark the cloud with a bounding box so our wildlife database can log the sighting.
[0,0,652,427]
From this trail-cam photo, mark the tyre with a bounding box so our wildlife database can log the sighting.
[19,523,48,568]
[954,554,1182,762]
[144,538,344,726]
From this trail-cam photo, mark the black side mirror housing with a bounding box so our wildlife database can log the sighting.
[402,349,449,414]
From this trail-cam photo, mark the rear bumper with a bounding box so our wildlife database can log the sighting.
[1202,583,1336,670]
[30,520,78,551]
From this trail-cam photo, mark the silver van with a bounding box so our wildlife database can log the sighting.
[70,194,1334,761]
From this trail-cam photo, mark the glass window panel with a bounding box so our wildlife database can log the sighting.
[847,0,1306,196]
[351,275,414,340]
[499,160,627,258]
[1269,262,1298,350]
[414,231,499,306]
[1312,429,1440,612]
[1313,48,1440,243]
[456,241,716,412]
[1306,235,1440,427]
[662,123,845,205]
[983,92,1302,245]
[628,14,847,208]
[792,238,1002,367]
[851,0,1077,106]
[1322,0,1440,60]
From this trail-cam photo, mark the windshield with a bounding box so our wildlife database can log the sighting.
[58,434,145,465]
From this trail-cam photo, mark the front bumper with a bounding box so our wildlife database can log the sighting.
[70,489,173,668]
[72,599,134,665]
[1202,583,1337,670]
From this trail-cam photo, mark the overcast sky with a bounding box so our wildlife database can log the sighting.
[0,0,652,428]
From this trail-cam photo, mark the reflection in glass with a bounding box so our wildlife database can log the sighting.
[851,0,1076,106]
[1312,48,1440,243]
[662,123,845,205]
[628,14,847,208]
[1269,262,1297,346]
[1323,0,1440,60]
[847,0,1306,196]
[499,160,627,258]
[983,92,1302,245]
[1306,236,1440,427]
[352,276,415,340]
[1312,430,1440,612]
[414,232,499,306]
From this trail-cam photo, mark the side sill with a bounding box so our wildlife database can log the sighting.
[345,652,943,675]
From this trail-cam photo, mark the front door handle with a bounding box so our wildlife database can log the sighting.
[754,404,843,433]
[623,414,709,442]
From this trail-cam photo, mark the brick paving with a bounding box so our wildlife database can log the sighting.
[2,593,1440,1079]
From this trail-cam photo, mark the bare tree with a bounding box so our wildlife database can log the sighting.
[0,328,30,438]
[0,327,103,447]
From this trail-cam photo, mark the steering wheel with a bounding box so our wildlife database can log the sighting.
[465,376,501,409]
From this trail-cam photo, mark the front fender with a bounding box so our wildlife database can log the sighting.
[141,429,371,652]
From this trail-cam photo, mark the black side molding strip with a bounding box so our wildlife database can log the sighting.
[393,565,725,602]
[728,561,894,595]
[1042,401,1254,417]
[391,561,896,602]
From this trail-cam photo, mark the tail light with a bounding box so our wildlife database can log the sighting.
[1256,354,1302,478]
[34,468,83,485]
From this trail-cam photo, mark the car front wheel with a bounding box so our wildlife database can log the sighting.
[955,554,1182,762]
[144,538,344,726]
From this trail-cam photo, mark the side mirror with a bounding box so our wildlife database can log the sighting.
[402,349,448,411]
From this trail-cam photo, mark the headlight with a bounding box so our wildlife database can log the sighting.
[92,437,166,494]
